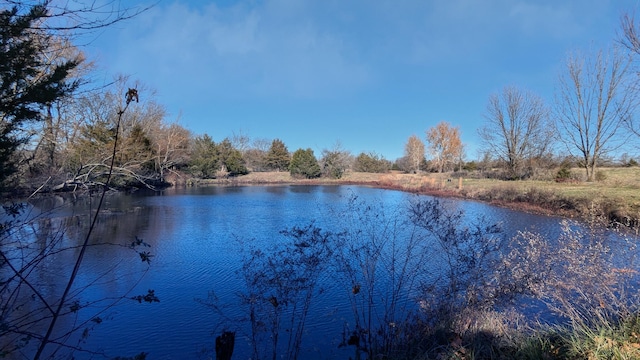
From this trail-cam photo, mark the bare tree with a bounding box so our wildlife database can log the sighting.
[244,137,271,172]
[620,12,640,57]
[480,86,551,179]
[403,134,425,173]
[426,121,463,173]
[554,47,637,181]
[152,122,191,182]
[619,12,640,140]
[5,0,150,34]
[230,130,252,155]
[26,33,94,174]
[320,141,352,179]
[57,79,169,190]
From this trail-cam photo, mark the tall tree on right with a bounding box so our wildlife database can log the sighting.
[618,13,640,139]
[426,121,463,173]
[554,47,637,181]
[621,12,640,58]
[479,86,551,179]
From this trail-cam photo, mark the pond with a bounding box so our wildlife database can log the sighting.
[5,185,634,359]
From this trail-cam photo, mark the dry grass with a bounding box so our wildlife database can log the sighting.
[189,170,386,185]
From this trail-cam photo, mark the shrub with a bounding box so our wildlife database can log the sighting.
[462,161,478,171]
[556,165,572,181]
[240,225,333,359]
[202,194,640,359]
[353,152,391,173]
[222,149,249,176]
[289,148,321,179]
[320,148,351,179]
[595,170,607,182]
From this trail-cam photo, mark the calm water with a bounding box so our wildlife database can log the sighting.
[15,185,629,359]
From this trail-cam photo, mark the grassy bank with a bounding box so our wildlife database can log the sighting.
[405,309,640,359]
[186,167,640,229]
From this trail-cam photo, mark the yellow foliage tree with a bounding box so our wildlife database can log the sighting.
[426,121,463,173]
[404,134,425,173]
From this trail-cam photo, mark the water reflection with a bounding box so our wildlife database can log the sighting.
[19,185,635,359]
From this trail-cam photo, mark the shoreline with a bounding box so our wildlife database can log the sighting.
[26,169,638,230]
[182,171,623,228]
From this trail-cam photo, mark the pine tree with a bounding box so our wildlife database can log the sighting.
[289,148,321,179]
[0,4,79,191]
[218,138,248,176]
[265,139,290,171]
[189,134,220,178]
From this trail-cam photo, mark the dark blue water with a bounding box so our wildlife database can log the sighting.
[12,185,631,359]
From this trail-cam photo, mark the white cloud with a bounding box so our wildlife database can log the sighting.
[107,0,371,100]
[92,0,633,118]
[366,0,613,65]
[206,8,262,55]
[507,1,597,38]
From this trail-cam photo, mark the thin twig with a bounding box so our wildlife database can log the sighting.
[34,89,137,360]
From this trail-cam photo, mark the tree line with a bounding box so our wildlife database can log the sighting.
[403,20,640,182]
[0,0,393,195]
[4,2,640,198]
[476,18,640,181]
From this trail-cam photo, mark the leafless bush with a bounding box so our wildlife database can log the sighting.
[505,222,639,329]
[207,224,335,360]
[330,194,434,358]
[205,193,639,359]
[0,204,154,358]
[528,167,556,181]
[409,198,506,315]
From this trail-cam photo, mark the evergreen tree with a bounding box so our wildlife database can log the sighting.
[189,134,219,178]
[354,152,391,173]
[265,138,290,171]
[223,149,249,176]
[218,138,248,176]
[0,4,79,191]
[289,148,321,179]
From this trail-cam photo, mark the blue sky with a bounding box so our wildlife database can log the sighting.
[86,0,639,161]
